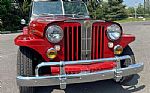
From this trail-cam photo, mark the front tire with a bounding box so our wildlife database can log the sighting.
[118,45,136,84]
[17,47,36,93]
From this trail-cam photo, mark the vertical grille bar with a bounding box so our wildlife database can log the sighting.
[72,27,74,60]
[94,26,97,59]
[92,26,95,59]
[76,26,79,60]
[102,26,105,58]
[98,26,101,58]
[96,26,99,59]
[69,27,72,60]
[78,26,81,60]
[64,27,67,61]
[67,27,70,60]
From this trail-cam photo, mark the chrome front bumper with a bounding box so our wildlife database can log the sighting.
[16,55,144,89]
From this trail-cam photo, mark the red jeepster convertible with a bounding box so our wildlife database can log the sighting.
[14,0,144,93]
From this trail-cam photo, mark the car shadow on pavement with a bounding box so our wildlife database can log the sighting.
[36,74,145,93]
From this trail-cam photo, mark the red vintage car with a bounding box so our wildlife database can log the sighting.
[15,0,144,93]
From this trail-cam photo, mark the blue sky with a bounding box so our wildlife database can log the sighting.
[123,0,144,7]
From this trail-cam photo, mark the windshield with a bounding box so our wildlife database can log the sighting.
[32,1,63,15]
[32,1,89,18]
[63,2,88,16]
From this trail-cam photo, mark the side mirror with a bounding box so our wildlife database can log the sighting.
[21,19,26,25]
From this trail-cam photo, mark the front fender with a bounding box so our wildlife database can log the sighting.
[116,34,135,48]
[14,34,53,61]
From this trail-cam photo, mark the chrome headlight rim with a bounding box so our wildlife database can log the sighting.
[45,25,64,43]
[107,24,122,41]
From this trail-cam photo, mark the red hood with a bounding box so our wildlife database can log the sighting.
[29,16,90,37]
[32,16,90,23]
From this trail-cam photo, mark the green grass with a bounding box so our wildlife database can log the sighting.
[115,18,150,23]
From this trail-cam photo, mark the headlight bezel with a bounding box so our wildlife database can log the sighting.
[45,25,64,43]
[107,24,122,41]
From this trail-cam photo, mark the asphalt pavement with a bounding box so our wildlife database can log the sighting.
[0,21,150,93]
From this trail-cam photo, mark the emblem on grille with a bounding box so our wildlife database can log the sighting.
[84,20,91,28]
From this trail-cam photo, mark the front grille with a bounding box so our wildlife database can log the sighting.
[64,22,105,61]
[64,23,81,61]
[92,23,105,59]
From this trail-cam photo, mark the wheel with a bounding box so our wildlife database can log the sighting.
[17,47,37,93]
[118,45,136,84]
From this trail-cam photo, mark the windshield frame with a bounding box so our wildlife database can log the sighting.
[31,0,89,19]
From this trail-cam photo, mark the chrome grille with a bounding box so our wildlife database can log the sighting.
[81,26,92,60]
[64,21,105,61]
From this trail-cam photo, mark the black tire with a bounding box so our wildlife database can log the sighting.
[119,45,136,84]
[17,47,36,93]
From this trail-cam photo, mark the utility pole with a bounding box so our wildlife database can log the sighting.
[134,7,137,19]
[144,0,145,16]
[134,2,138,19]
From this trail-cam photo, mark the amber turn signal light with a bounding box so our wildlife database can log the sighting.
[46,48,57,59]
[114,45,123,55]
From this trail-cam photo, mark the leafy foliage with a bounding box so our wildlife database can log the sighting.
[87,0,104,19]
[137,3,144,15]
[0,0,31,31]
[106,0,127,20]
[126,7,134,16]
[19,0,30,20]
[87,0,128,20]
[0,0,21,31]
[127,3,149,18]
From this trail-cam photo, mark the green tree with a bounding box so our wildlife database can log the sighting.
[126,7,135,17]
[18,0,30,19]
[87,0,127,20]
[126,4,145,18]
[0,0,21,31]
[105,0,127,20]
[144,0,150,16]
[87,0,107,19]
[137,3,144,16]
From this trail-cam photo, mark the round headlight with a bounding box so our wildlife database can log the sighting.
[107,24,122,41]
[46,25,63,43]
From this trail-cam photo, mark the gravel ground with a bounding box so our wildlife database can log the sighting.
[0,21,150,93]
